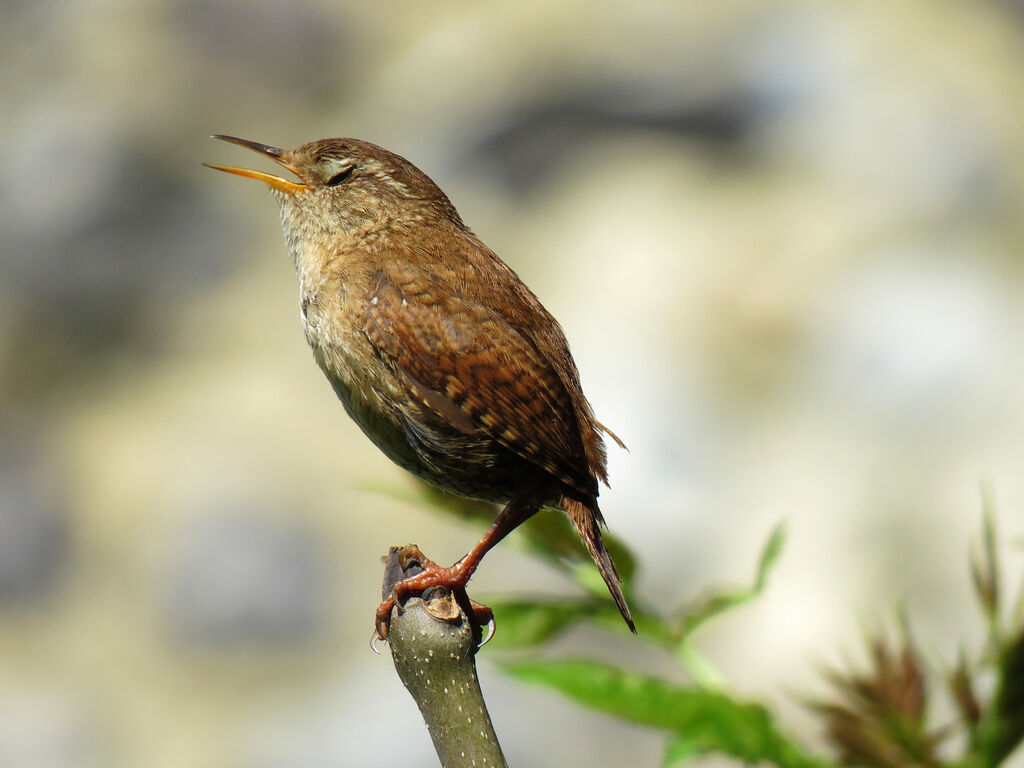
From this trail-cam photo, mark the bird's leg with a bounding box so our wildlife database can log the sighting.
[375,493,541,639]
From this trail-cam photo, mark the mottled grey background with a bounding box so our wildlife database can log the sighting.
[2,1,1024,767]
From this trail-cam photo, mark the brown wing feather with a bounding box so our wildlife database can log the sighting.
[447,236,617,486]
[361,269,596,497]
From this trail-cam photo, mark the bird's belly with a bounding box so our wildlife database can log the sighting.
[310,338,535,503]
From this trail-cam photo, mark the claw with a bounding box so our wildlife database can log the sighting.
[478,615,496,648]
[370,628,387,654]
[375,594,397,641]
[375,547,499,647]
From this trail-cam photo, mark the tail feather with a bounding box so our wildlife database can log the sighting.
[562,496,636,633]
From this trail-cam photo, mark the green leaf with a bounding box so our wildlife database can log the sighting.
[755,523,787,590]
[662,733,702,766]
[505,659,832,768]
[972,482,1001,643]
[485,600,597,648]
[487,599,675,648]
[675,639,727,690]
[678,523,786,641]
[977,630,1024,766]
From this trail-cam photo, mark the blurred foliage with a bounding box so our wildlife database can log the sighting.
[811,631,941,767]
[415,485,1024,767]
[508,660,828,768]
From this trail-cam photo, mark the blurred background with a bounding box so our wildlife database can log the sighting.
[2,0,1024,766]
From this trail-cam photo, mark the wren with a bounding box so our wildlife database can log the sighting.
[205,135,634,638]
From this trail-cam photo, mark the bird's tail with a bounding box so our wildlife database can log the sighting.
[562,496,636,633]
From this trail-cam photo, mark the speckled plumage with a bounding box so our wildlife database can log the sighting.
[206,135,633,635]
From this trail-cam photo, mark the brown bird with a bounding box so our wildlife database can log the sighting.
[205,135,633,638]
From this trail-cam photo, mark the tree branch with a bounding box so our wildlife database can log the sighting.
[382,545,508,768]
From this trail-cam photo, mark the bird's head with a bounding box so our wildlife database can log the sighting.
[205,135,463,250]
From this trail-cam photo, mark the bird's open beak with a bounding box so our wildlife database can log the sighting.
[204,135,309,194]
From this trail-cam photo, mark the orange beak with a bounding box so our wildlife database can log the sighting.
[204,135,309,194]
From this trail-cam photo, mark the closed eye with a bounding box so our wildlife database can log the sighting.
[325,165,355,186]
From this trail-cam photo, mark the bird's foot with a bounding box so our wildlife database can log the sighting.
[374,546,493,643]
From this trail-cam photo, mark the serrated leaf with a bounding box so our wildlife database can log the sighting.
[678,523,786,641]
[505,659,831,768]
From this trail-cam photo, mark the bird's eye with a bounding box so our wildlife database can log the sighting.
[325,165,355,186]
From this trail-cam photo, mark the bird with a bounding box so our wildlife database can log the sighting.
[205,135,634,639]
